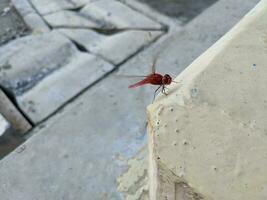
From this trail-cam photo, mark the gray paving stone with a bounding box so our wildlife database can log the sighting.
[58,28,163,64]
[119,0,179,28]
[11,0,34,17]
[44,10,99,29]
[0,89,31,135]
[30,0,87,15]
[11,0,49,34]
[0,0,260,199]
[80,0,162,30]
[0,31,77,96]
[0,31,114,123]
[24,12,50,33]
[17,52,114,124]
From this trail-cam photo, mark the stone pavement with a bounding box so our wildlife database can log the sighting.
[0,0,260,199]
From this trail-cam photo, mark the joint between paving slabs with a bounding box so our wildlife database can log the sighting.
[25,0,53,30]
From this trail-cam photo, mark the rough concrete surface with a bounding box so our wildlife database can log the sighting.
[148,0,267,199]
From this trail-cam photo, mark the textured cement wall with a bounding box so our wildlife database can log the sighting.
[147,0,267,199]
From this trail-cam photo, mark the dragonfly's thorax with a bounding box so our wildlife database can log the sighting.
[149,73,164,85]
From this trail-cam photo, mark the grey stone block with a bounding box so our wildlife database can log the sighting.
[0,31,114,123]
[11,0,35,17]
[58,28,163,64]
[43,10,99,29]
[24,12,50,33]
[0,31,77,96]
[119,0,178,28]
[30,0,87,15]
[17,52,114,123]
[80,0,162,30]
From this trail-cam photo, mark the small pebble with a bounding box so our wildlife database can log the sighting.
[172,141,177,146]
[182,140,188,145]
[251,63,257,70]
[211,165,218,171]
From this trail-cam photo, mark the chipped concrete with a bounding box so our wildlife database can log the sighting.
[117,148,149,200]
[148,0,267,199]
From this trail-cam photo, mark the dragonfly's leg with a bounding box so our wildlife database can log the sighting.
[162,85,169,95]
[153,85,162,102]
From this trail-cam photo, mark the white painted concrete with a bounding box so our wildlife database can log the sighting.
[148,0,267,199]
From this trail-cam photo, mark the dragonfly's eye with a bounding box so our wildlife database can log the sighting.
[163,74,172,85]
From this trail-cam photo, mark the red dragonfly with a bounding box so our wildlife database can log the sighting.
[128,58,177,100]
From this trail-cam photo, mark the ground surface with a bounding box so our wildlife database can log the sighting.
[0,0,260,199]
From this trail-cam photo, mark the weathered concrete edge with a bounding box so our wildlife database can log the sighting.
[147,0,264,198]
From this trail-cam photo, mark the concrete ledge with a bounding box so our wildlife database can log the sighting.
[148,0,267,199]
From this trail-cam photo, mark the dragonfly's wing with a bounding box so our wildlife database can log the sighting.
[115,74,148,78]
[151,57,158,74]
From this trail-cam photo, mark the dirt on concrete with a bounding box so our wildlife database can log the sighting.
[0,0,30,46]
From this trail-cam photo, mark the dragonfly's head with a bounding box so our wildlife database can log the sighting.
[162,74,172,85]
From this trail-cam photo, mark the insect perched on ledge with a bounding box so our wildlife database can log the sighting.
[128,58,178,101]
